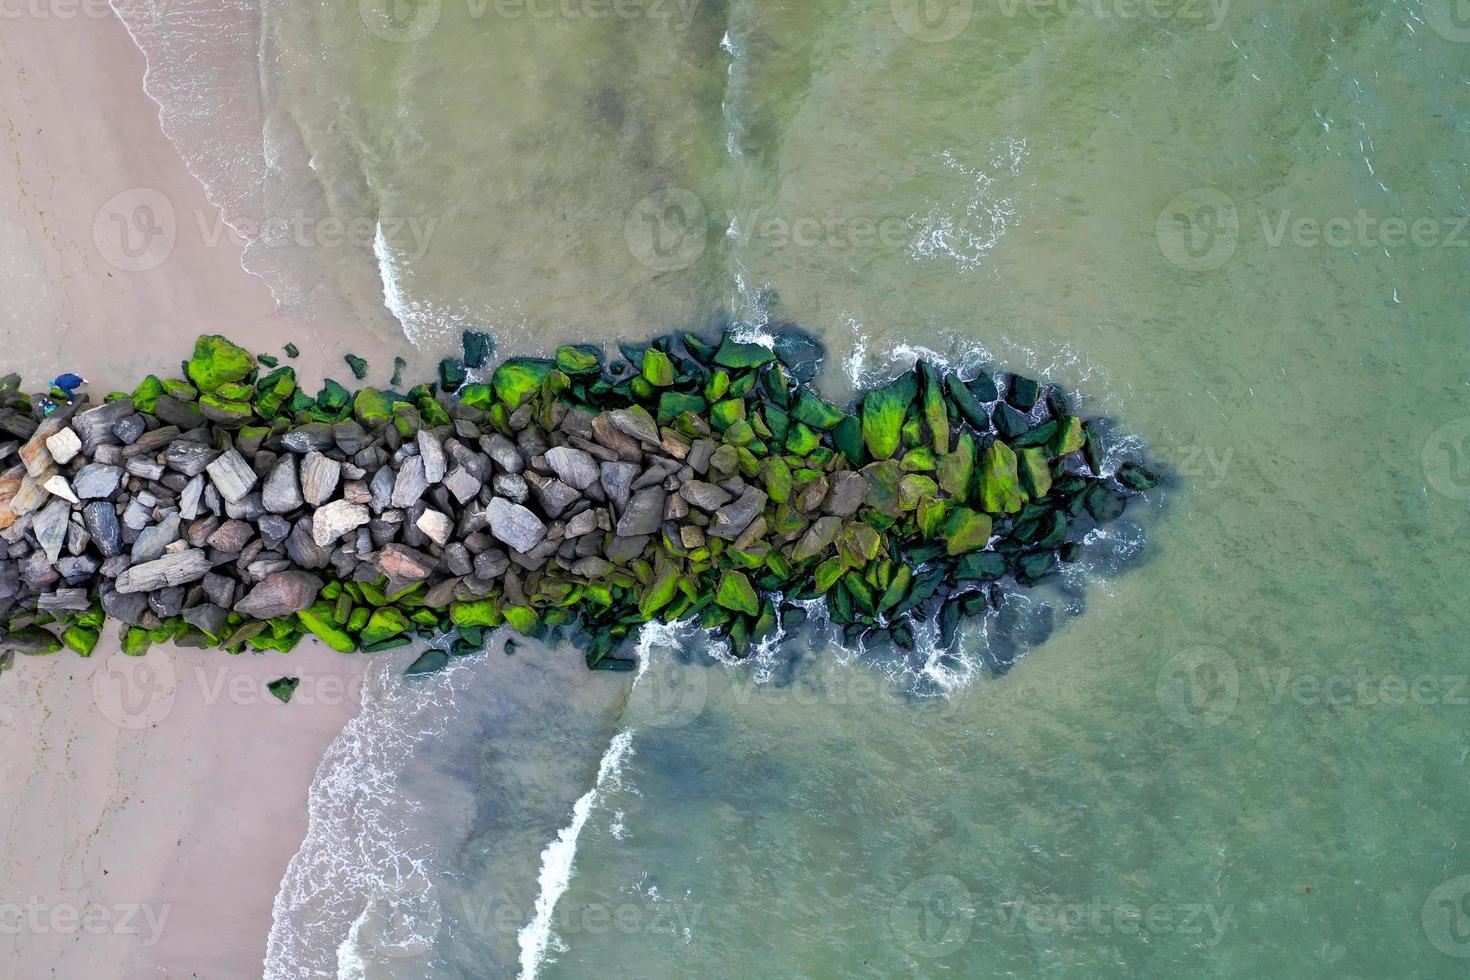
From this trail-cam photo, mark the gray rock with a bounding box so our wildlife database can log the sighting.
[82,501,121,557]
[164,441,218,477]
[206,450,257,503]
[570,556,612,578]
[154,395,204,430]
[709,486,768,540]
[42,474,78,504]
[680,480,732,512]
[235,570,323,619]
[599,461,640,513]
[101,588,149,625]
[529,475,579,519]
[285,519,331,569]
[793,515,843,560]
[545,446,599,491]
[224,492,265,523]
[370,466,396,512]
[417,430,447,483]
[115,549,212,593]
[182,602,228,638]
[391,455,429,508]
[564,509,600,538]
[824,471,867,517]
[262,455,303,514]
[149,586,186,618]
[122,494,155,531]
[442,466,481,505]
[20,551,59,590]
[615,487,666,537]
[19,413,71,476]
[281,423,335,453]
[312,500,370,547]
[72,398,134,454]
[33,498,71,564]
[444,542,473,576]
[473,548,510,580]
[131,516,181,562]
[485,497,547,554]
[483,433,524,473]
[38,588,91,612]
[73,463,124,500]
[333,419,369,454]
[492,472,528,504]
[203,571,237,608]
[605,408,659,446]
[258,514,291,548]
[125,456,165,481]
[605,534,649,563]
[299,451,341,507]
[112,414,145,445]
[56,556,100,582]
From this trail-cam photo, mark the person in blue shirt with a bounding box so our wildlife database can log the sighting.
[40,372,87,415]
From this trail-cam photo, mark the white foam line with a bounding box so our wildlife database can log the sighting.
[517,729,636,980]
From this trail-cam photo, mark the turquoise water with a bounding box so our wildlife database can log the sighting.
[119,0,1470,976]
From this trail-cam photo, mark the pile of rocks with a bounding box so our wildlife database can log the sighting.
[0,328,1159,675]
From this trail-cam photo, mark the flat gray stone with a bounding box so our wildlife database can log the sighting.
[545,446,599,491]
[131,516,181,562]
[615,487,665,537]
[709,486,768,540]
[165,440,218,477]
[179,475,206,519]
[415,509,453,546]
[483,433,524,473]
[115,549,212,594]
[417,430,447,483]
[82,501,121,557]
[599,461,639,513]
[680,480,732,512]
[206,449,257,503]
[45,427,81,466]
[262,455,303,513]
[391,455,429,509]
[312,499,370,547]
[443,466,481,505]
[485,497,547,554]
[492,472,528,504]
[72,463,123,500]
[33,498,71,564]
[72,398,134,454]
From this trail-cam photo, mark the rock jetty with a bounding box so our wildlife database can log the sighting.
[0,328,1159,675]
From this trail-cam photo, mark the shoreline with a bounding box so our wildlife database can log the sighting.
[0,10,397,978]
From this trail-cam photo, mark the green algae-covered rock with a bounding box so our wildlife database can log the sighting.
[716,569,760,616]
[861,372,917,461]
[832,414,864,466]
[491,358,553,409]
[943,508,993,555]
[199,394,252,428]
[258,353,279,368]
[1052,415,1085,457]
[284,342,300,359]
[861,460,904,516]
[1019,446,1053,499]
[361,607,412,645]
[131,375,164,414]
[937,431,974,503]
[353,388,395,428]
[658,391,706,422]
[267,677,300,703]
[918,361,949,452]
[1117,461,1161,491]
[61,626,99,657]
[955,551,1006,581]
[344,354,369,380]
[556,345,603,375]
[979,441,1026,514]
[254,367,297,418]
[791,389,845,430]
[761,457,792,504]
[316,379,351,414]
[186,335,255,393]
[898,474,939,511]
[297,604,356,653]
[710,398,746,430]
[162,378,198,401]
[642,349,676,387]
[713,334,775,369]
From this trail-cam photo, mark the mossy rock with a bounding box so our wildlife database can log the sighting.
[978,441,1026,514]
[710,398,746,430]
[406,650,450,676]
[439,358,467,391]
[461,330,494,368]
[943,508,994,555]
[491,358,553,409]
[361,607,413,645]
[297,604,357,653]
[131,375,164,414]
[317,379,352,414]
[918,361,949,452]
[556,345,603,376]
[61,626,98,656]
[937,432,975,503]
[944,372,989,429]
[1052,416,1086,457]
[186,335,255,393]
[658,391,706,421]
[642,349,676,387]
[791,390,845,430]
[832,414,864,466]
[716,570,760,616]
[344,354,369,380]
[861,372,917,461]
[713,334,775,369]
[199,394,253,428]
[353,388,395,428]
[267,677,300,703]
[1018,447,1053,498]
[162,378,199,401]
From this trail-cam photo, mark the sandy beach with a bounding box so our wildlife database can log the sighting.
[0,9,412,978]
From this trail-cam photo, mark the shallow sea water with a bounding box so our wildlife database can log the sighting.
[116,0,1470,976]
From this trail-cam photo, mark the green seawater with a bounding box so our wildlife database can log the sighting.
[241,0,1470,976]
